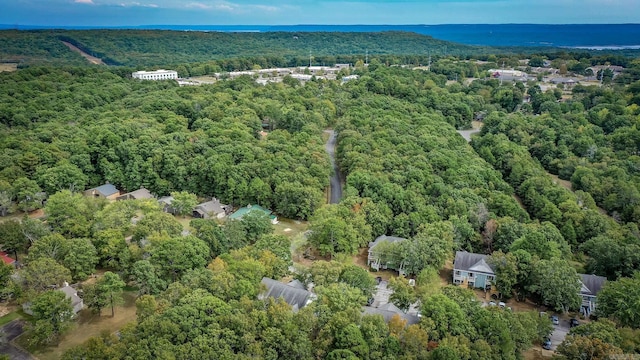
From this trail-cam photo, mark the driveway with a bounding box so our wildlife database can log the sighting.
[0,320,35,360]
[370,280,393,308]
[549,317,570,351]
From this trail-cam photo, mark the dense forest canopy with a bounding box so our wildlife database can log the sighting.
[1,29,639,68]
[1,33,640,359]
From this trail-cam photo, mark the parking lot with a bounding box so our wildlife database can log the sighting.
[549,318,570,351]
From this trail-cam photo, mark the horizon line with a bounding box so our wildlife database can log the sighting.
[2,23,640,28]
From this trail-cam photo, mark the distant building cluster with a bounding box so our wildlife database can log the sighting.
[132,69,178,80]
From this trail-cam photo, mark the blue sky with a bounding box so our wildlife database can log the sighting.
[1,0,639,26]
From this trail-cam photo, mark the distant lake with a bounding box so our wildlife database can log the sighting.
[3,24,640,48]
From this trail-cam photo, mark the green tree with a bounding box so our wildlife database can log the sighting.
[92,229,131,270]
[61,238,98,281]
[388,277,417,313]
[29,290,73,345]
[20,217,50,245]
[0,219,28,261]
[400,222,454,275]
[557,334,624,360]
[420,293,473,341]
[570,319,622,346]
[255,234,292,267]
[38,161,88,195]
[239,210,273,243]
[596,273,640,329]
[274,181,324,220]
[130,259,167,295]
[529,258,580,313]
[87,272,126,317]
[27,233,69,262]
[309,205,360,257]
[149,236,210,282]
[132,211,183,243]
[13,177,42,213]
[135,294,158,322]
[339,265,376,299]
[169,191,198,217]
[45,190,95,238]
[488,250,518,299]
[20,257,71,292]
[315,283,367,313]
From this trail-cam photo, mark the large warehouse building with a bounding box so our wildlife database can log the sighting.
[132,69,178,80]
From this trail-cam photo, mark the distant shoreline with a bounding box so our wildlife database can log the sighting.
[2,24,640,48]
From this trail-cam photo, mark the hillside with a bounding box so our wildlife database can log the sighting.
[1,29,490,67]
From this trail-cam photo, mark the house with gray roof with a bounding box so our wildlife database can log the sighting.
[158,196,176,214]
[367,235,407,274]
[259,277,314,312]
[362,302,420,326]
[453,251,495,290]
[579,273,607,317]
[23,282,83,316]
[84,183,120,200]
[116,187,154,201]
[192,198,231,219]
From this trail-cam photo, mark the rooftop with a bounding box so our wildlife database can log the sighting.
[229,204,275,221]
[88,183,119,197]
[362,303,420,325]
[59,285,83,308]
[579,274,607,296]
[132,69,177,75]
[454,251,494,275]
[369,235,407,249]
[120,187,154,200]
[0,251,15,265]
[260,277,313,311]
[194,198,228,215]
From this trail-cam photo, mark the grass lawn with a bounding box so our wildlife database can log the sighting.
[175,214,195,233]
[0,311,22,326]
[273,218,309,261]
[0,63,18,72]
[21,291,137,360]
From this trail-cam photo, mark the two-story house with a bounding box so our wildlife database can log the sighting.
[453,251,496,290]
[367,235,407,275]
[579,273,606,317]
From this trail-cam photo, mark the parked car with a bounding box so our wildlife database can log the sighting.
[366,297,374,306]
[488,301,497,306]
[542,338,552,350]
[551,315,559,325]
[570,318,580,328]
[498,302,506,308]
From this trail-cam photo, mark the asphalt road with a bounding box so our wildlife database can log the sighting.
[549,316,570,351]
[0,320,35,360]
[324,130,343,204]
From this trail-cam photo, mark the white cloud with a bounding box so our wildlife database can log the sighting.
[74,0,95,4]
[186,2,213,9]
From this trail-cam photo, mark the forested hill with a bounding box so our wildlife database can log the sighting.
[2,29,487,67]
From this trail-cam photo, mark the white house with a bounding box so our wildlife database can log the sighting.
[453,251,496,290]
[578,274,607,317]
[367,235,407,274]
[132,69,178,80]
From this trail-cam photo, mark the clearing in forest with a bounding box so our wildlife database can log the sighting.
[61,41,105,65]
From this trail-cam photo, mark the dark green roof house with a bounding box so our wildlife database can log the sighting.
[229,204,278,224]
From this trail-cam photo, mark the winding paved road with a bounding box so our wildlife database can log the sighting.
[324,130,343,204]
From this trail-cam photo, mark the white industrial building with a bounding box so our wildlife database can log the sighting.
[132,69,178,80]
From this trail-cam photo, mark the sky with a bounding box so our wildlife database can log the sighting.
[1,0,639,27]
